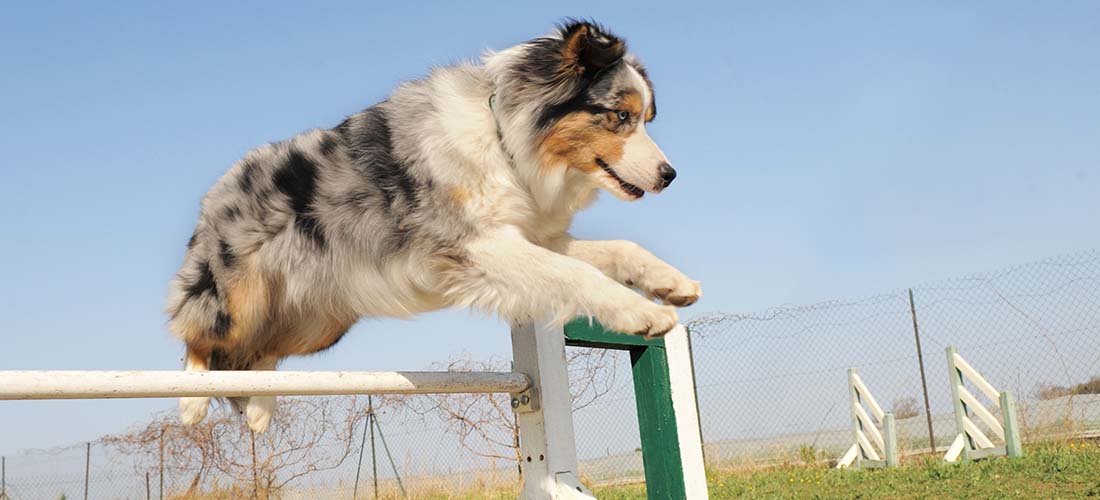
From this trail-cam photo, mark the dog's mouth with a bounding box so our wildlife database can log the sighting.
[595,158,644,199]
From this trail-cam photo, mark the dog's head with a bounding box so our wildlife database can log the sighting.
[492,21,674,201]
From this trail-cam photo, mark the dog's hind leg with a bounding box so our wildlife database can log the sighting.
[179,346,212,425]
[243,355,278,433]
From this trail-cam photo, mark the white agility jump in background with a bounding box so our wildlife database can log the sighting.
[943,346,1023,463]
[836,368,898,469]
[0,320,708,500]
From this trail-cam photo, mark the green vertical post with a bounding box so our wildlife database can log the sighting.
[946,346,971,462]
[565,320,687,500]
[1000,391,1024,458]
[883,413,899,467]
[631,344,687,499]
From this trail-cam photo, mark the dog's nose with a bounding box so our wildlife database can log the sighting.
[658,162,677,188]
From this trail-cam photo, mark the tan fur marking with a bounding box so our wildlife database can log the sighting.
[310,316,356,353]
[620,91,643,118]
[560,25,589,76]
[539,113,626,172]
[274,314,356,356]
[449,185,470,206]
[226,255,273,346]
[184,346,210,370]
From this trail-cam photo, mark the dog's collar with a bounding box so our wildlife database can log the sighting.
[488,92,517,165]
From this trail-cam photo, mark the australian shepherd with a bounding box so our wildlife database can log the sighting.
[168,20,701,432]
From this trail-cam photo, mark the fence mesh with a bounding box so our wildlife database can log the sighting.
[2,249,1098,498]
[687,249,1100,469]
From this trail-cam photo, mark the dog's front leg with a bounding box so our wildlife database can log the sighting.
[450,229,679,338]
[548,237,701,307]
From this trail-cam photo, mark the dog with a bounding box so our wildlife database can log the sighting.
[168,20,701,433]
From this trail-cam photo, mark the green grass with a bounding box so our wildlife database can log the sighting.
[593,440,1100,499]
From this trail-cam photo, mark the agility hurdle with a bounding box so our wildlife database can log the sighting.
[836,368,898,469]
[943,346,1023,462]
[0,320,707,500]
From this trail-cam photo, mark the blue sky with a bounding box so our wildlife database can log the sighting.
[1,1,1098,453]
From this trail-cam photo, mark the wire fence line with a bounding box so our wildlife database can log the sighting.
[687,248,1100,468]
[2,249,1099,498]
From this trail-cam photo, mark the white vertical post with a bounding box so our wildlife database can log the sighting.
[665,325,710,499]
[511,321,595,500]
[847,368,865,467]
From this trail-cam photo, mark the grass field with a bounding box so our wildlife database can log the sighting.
[592,441,1100,499]
[172,440,1099,499]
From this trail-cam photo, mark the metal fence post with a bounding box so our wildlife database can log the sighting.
[84,442,90,500]
[158,428,164,500]
[369,405,378,499]
[1000,391,1024,458]
[908,289,936,453]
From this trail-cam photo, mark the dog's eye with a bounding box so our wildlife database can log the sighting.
[616,110,630,122]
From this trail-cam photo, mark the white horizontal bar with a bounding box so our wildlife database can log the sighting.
[959,385,1005,441]
[850,373,885,422]
[854,401,885,453]
[963,416,996,449]
[837,443,858,468]
[0,370,530,400]
[952,353,1001,402]
[944,433,965,462]
[856,429,881,461]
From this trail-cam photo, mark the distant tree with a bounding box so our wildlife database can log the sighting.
[892,397,921,419]
[1036,376,1100,400]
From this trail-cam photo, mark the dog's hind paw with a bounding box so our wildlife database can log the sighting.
[180,396,210,425]
[245,396,277,433]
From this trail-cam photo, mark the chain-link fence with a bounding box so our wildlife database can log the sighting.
[0,351,639,499]
[688,249,1100,469]
[3,250,1098,498]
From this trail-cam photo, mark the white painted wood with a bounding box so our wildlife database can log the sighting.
[0,370,529,400]
[959,386,1005,441]
[854,402,885,453]
[952,353,1001,402]
[857,429,881,461]
[945,434,966,462]
[963,416,996,449]
[851,373,885,422]
[511,321,593,500]
[837,443,859,468]
[665,324,710,500]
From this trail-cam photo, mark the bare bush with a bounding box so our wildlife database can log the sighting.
[892,397,921,419]
[101,397,369,498]
[392,349,618,468]
[1036,376,1100,400]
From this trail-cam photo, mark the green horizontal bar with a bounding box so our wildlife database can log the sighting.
[564,318,665,350]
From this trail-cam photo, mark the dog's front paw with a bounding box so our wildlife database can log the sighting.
[636,266,701,307]
[601,299,679,339]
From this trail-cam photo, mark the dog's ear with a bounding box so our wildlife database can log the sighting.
[559,21,625,78]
